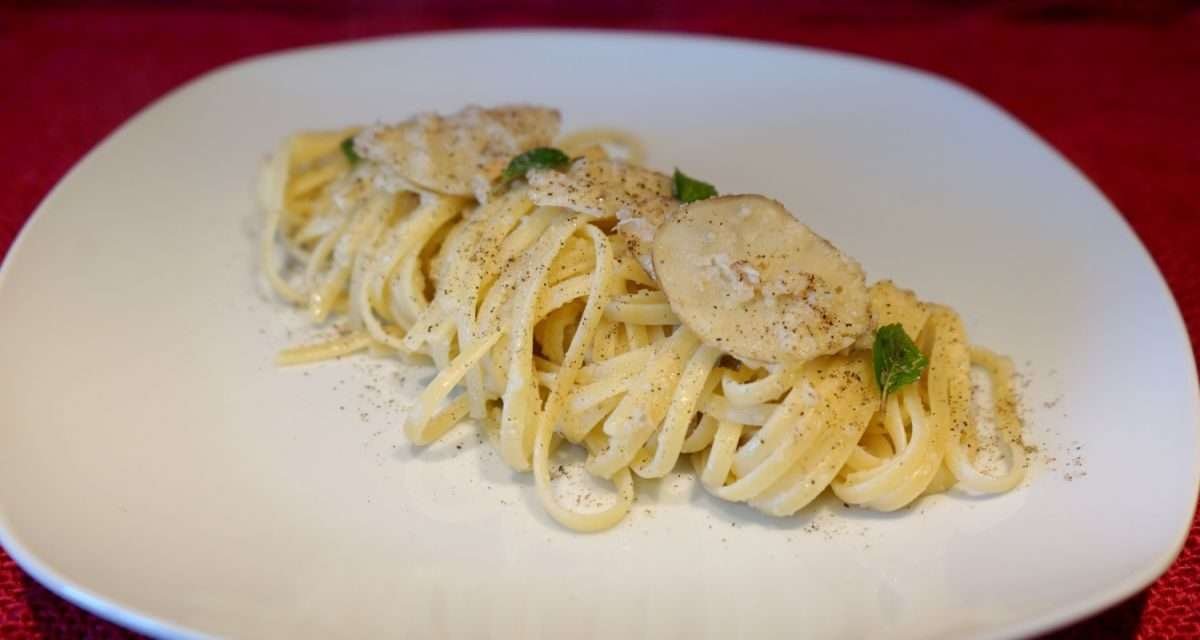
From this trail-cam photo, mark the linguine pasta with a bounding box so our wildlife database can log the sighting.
[257,105,1026,532]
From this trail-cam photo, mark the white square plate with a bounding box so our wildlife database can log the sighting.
[1,31,1196,640]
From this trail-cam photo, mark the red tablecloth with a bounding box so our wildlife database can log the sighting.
[2,2,1198,638]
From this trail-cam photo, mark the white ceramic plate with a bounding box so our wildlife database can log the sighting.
[1,30,1196,640]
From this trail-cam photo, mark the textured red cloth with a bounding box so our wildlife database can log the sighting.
[2,2,1198,638]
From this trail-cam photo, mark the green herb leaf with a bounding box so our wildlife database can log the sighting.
[340,137,361,165]
[498,147,571,185]
[672,168,718,203]
[872,323,928,407]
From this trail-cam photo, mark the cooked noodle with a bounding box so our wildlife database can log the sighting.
[257,105,1026,532]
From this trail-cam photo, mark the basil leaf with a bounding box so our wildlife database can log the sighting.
[340,136,361,165]
[872,323,928,407]
[672,168,718,203]
[499,147,570,185]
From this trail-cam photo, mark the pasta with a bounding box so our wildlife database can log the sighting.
[257,105,1027,532]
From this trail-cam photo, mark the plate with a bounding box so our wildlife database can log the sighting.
[1,30,1196,640]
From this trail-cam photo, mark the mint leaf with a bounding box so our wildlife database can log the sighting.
[340,137,361,165]
[673,168,717,203]
[872,323,928,408]
[499,147,570,185]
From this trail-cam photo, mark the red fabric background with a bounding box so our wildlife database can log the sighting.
[2,2,1198,638]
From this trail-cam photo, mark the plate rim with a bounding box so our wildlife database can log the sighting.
[1,27,1197,640]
